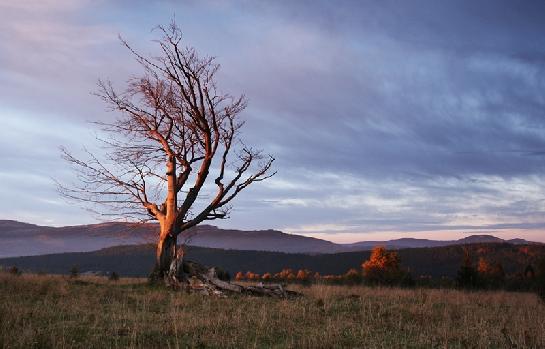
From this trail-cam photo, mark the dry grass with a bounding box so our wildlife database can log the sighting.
[1,273,543,348]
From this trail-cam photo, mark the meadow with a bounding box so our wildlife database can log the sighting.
[1,272,544,348]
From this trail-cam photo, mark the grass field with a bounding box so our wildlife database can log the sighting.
[1,272,544,348]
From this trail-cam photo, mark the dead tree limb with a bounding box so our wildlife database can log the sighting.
[58,20,276,286]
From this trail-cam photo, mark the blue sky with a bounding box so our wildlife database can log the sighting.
[1,0,545,242]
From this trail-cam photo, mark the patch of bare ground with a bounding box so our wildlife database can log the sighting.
[0,273,543,348]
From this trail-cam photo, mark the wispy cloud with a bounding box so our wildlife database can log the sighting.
[1,1,545,242]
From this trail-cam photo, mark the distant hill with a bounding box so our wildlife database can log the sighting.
[0,220,342,257]
[344,235,537,250]
[187,225,341,253]
[0,220,156,258]
[0,220,541,258]
[1,242,543,279]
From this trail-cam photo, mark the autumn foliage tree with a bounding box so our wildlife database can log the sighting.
[477,257,505,288]
[362,246,408,285]
[59,22,275,285]
[275,268,295,280]
[245,272,260,280]
[296,269,309,281]
[234,272,245,281]
[344,268,363,285]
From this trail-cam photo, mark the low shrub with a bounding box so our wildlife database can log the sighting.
[109,271,119,281]
[69,265,79,279]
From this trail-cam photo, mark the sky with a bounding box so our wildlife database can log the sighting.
[1,0,545,243]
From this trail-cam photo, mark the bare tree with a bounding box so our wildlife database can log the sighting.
[59,22,275,284]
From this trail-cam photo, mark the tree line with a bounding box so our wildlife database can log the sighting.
[235,246,545,299]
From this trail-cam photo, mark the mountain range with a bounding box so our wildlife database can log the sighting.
[0,220,540,258]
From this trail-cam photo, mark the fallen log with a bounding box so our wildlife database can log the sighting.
[167,260,301,299]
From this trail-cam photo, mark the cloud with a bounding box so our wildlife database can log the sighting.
[1,1,545,242]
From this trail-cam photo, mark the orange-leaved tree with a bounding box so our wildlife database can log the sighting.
[362,246,403,285]
[477,257,505,288]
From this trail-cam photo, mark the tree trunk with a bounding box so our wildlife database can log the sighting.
[157,234,176,271]
[149,153,182,286]
[150,224,181,284]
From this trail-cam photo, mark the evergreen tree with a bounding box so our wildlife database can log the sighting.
[456,249,479,289]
